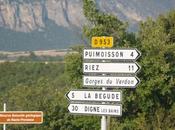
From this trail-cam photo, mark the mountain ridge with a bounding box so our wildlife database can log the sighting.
[0,0,175,51]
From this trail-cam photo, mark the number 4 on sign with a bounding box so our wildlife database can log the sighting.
[130,52,134,57]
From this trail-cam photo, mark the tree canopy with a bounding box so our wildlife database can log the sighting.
[0,0,174,129]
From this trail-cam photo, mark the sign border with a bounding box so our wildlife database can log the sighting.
[66,89,122,102]
[83,48,141,61]
[82,75,140,88]
[68,103,122,116]
[83,62,141,74]
[91,36,114,48]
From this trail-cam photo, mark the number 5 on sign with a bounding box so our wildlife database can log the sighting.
[92,36,113,48]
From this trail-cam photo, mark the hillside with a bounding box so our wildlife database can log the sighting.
[0,20,82,51]
[0,0,175,51]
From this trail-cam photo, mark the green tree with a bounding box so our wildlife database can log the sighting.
[64,0,175,129]
[64,45,84,88]
[135,10,175,129]
[0,62,72,130]
[114,10,175,130]
[83,0,136,47]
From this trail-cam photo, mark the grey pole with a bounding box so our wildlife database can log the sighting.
[101,87,107,130]
[3,103,6,130]
[101,58,107,130]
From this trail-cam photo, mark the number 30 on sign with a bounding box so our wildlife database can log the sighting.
[91,37,113,48]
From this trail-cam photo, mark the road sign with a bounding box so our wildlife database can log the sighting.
[83,63,141,74]
[66,90,122,102]
[83,76,140,88]
[91,37,113,48]
[0,111,43,124]
[83,49,141,60]
[68,103,122,116]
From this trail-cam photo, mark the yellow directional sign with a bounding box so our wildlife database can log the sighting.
[91,36,113,48]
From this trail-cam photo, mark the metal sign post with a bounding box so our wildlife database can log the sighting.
[3,103,6,130]
[101,87,107,130]
[101,57,107,130]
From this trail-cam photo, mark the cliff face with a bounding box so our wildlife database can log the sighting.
[0,0,175,51]
[1,0,175,32]
[0,1,45,32]
[45,0,85,28]
[96,0,175,31]
[0,0,86,32]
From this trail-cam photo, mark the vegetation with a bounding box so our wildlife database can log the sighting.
[18,52,64,62]
[64,0,175,129]
[0,54,7,60]
[0,0,174,129]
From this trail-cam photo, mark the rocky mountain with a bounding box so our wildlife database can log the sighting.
[0,0,175,51]
[97,0,175,31]
[0,0,86,32]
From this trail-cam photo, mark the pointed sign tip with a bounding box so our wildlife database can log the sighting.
[65,91,70,101]
[135,48,141,60]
